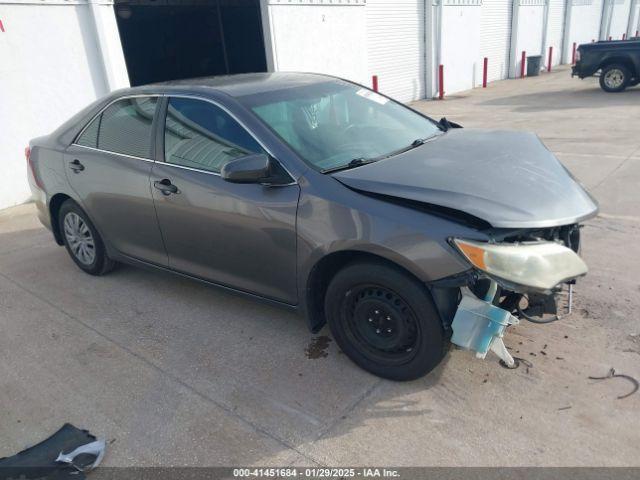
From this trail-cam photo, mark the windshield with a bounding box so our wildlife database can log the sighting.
[238,80,442,172]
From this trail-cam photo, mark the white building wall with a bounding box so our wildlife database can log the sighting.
[547,0,566,66]
[514,0,546,75]
[366,0,426,102]
[0,0,127,210]
[266,0,367,85]
[565,0,603,60]
[609,0,632,38]
[632,1,640,35]
[440,0,481,94]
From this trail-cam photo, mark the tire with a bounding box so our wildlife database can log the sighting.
[599,64,631,92]
[324,260,446,381]
[58,200,115,276]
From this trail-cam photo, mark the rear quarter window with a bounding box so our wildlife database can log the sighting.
[75,97,158,159]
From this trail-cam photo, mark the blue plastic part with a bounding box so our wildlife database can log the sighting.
[450,295,514,356]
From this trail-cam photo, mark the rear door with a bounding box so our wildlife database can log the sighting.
[65,96,168,266]
[150,96,299,304]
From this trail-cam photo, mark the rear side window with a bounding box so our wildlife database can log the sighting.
[164,97,262,174]
[76,115,100,148]
[76,97,158,159]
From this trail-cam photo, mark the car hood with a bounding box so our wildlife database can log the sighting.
[332,129,599,228]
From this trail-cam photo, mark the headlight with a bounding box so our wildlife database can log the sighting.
[453,238,588,291]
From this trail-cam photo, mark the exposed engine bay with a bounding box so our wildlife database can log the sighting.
[432,223,584,368]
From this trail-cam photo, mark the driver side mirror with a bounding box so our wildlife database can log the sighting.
[221,153,291,185]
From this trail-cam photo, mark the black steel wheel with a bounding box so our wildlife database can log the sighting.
[343,285,421,366]
[325,260,446,381]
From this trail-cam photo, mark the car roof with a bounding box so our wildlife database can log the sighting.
[130,72,342,98]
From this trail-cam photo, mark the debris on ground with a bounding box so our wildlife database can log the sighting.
[558,406,572,411]
[588,368,639,400]
[0,423,105,480]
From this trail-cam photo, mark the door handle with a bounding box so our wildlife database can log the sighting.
[153,178,179,195]
[69,159,85,173]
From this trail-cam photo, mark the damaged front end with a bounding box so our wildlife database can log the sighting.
[436,224,586,367]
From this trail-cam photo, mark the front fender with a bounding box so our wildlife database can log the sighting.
[295,180,487,331]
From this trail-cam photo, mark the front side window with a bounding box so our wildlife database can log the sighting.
[76,97,158,159]
[239,80,442,172]
[164,97,262,174]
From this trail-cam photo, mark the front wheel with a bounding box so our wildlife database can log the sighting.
[324,261,446,381]
[599,64,630,92]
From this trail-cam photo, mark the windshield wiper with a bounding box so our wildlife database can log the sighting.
[321,137,436,174]
[381,137,430,159]
[321,157,377,173]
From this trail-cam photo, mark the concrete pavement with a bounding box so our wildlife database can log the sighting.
[1,67,639,467]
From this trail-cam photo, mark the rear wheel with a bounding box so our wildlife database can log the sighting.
[324,261,446,381]
[599,64,630,92]
[58,200,114,276]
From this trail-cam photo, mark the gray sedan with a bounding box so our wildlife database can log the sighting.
[26,73,597,380]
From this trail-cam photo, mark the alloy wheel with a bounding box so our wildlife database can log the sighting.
[63,212,96,266]
[604,69,624,89]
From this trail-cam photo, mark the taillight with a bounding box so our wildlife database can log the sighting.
[26,145,44,190]
[575,49,581,62]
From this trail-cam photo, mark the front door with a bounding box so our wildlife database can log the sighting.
[66,96,168,266]
[151,96,299,304]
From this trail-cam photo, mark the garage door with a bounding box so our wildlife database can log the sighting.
[547,0,566,67]
[366,0,426,102]
[480,0,513,82]
[633,3,640,35]
[609,0,633,38]
[569,0,603,48]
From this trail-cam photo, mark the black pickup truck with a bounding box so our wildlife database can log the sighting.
[572,39,640,92]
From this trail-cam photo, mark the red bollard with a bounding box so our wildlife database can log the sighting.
[636,30,639,37]
[438,65,444,100]
[372,75,378,92]
[520,51,526,78]
[482,57,488,88]
[547,46,553,72]
[571,42,577,64]
[608,36,612,41]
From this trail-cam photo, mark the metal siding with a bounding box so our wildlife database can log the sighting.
[547,0,566,65]
[570,0,603,45]
[366,0,426,102]
[610,0,632,38]
[480,0,513,81]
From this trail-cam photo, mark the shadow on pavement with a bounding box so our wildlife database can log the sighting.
[478,87,639,112]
